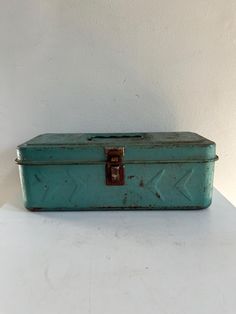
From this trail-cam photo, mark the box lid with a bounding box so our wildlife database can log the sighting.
[16,132,217,164]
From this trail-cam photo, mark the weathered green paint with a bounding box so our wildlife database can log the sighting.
[16,132,217,210]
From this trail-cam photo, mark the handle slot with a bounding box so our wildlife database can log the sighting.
[88,134,144,141]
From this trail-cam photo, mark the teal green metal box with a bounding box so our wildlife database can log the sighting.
[16,132,217,210]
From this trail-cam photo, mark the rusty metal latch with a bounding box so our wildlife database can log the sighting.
[105,147,125,185]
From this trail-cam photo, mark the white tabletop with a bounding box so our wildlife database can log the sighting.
[0,189,235,314]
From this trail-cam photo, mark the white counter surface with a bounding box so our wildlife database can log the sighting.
[0,189,235,314]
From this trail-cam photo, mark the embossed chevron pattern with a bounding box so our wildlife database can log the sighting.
[144,168,194,201]
[66,170,84,203]
[146,169,165,200]
[33,171,50,202]
[33,170,84,203]
[175,169,194,201]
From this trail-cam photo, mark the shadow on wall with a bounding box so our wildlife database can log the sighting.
[0,149,25,210]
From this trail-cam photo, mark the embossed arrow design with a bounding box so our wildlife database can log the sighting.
[33,169,84,203]
[174,169,193,201]
[146,169,165,200]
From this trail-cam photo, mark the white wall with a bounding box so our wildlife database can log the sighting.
[0,0,235,206]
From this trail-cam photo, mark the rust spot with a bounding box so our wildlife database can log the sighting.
[123,193,128,205]
[139,179,144,187]
[27,207,42,212]
[34,174,41,182]
[128,175,135,179]
[156,192,161,199]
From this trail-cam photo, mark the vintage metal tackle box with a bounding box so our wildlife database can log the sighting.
[16,132,218,211]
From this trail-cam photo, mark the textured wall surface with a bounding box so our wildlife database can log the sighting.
[0,0,235,206]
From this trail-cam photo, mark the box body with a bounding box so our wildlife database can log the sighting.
[16,132,217,210]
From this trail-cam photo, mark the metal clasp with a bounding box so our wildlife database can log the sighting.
[105,147,125,185]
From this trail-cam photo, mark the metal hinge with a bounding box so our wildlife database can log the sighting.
[105,147,125,185]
